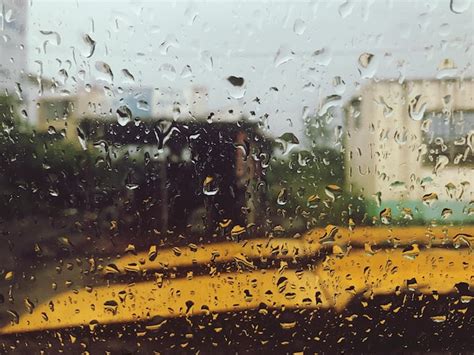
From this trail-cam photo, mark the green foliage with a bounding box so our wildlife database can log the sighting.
[265,147,366,233]
[0,96,121,218]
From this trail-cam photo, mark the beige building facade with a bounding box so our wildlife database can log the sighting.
[345,79,473,221]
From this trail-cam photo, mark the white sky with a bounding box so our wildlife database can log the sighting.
[20,0,474,138]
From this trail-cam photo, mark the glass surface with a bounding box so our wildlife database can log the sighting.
[0,0,473,352]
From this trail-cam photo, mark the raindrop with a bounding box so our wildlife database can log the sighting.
[104,263,121,275]
[104,300,118,315]
[452,233,473,249]
[40,30,61,52]
[274,46,294,67]
[358,53,374,68]
[231,225,246,238]
[77,126,87,150]
[389,181,406,191]
[436,58,458,79]
[333,76,346,95]
[441,208,453,219]
[320,225,338,244]
[339,0,355,18]
[307,194,320,208]
[325,184,342,201]
[121,69,135,82]
[277,188,288,206]
[4,271,14,281]
[116,105,132,126]
[227,76,244,87]
[318,95,342,116]
[203,176,219,196]
[148,245,157,261]
[7,310,19,324]
[408,95,427,121]
[200,50,213,71]
[445,182,457,198]
[125,183,139,190]
[95,61,113,81]
[379,208,392,224]
[450,0,471,14]
[276,132,299,155]
[402,244,420,260]
[433,155,449,174]
[181,65,193,78]
[422,192,438,207]
[401,207,413,220]
[24,298,35,314]
[159,63,176,81]
[83,34,96,58]
[137,99,149,111]
[430,315,447,323]
[293,18,306,35]
[313,47,332,66]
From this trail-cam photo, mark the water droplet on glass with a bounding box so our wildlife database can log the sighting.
[231,225,246,238]
[307,194,320,208]
[4,271,14,281]
[203,176,219,196]
[339,0,355,18]
[401,207,414,220]
[277,188,288,205]
[445,182,457,198]
[293,18,306,35]
[436,58,458,79]
[200,50,213,71]
[379,208,392,224]
[325,184,342,202]
[77,126,87,150]
[159,63,177,81]
[227,76,244,87]
[116,105,132,126]
[148,245,157,261]
[430,315,447,323]
[24,298,35,314]
[104,300,118,315]
[83,34,96,58]
[450,0,471,14]
[313,47,332,66]
[276,132,300,155]
[358,53,374,69]
[95,61,114,82]
[274,46,294,68]
[433,155,449,174]
[318,95,342,116]
[441,208,453,219]
[408,95,427,121]
[402,244,420,260]
[121,69,135,82]
[422,192,438,207]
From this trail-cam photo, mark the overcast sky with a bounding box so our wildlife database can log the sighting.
[22,0,474,138]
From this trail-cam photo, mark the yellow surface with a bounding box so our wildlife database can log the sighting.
[1,244,472,335]
[107,226,473,274]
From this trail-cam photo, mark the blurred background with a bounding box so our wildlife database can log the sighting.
[0,0,473,351]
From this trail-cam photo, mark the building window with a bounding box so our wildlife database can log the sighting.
[423,110,474,166]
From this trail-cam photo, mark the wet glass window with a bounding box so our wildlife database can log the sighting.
[0,0,473,353]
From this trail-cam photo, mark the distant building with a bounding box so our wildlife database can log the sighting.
[0,0,27,94]
[344,79,474,222]
[35,85,113,141]
[33,83,272,233]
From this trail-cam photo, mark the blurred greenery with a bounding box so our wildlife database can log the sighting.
[0,95,367,234]
[0,95,130,219]
[266,147,367,233]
